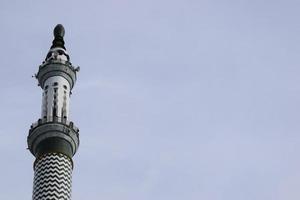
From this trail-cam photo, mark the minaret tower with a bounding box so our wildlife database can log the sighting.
[27,24,80,200]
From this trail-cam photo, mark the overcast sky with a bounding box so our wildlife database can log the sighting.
[1,0,300,199]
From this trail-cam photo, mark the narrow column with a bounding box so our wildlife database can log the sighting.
[27,24,80,200]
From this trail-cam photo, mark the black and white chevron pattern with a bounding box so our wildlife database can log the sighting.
[33,153,73,200]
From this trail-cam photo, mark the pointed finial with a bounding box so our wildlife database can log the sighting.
[53,24,65,38]
[51,24,66,50]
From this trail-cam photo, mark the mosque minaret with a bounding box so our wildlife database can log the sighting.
[27,24,80,200]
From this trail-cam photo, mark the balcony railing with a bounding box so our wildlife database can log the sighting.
[30,116,79,133]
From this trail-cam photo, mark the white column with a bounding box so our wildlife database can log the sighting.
[41,76,71,122]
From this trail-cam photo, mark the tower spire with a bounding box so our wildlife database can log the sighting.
[27,24,80,200]
[51,24,66,50]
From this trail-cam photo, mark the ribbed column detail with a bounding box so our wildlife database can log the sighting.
[32,153,73,200]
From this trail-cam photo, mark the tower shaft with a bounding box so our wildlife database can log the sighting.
[33,153,72,200]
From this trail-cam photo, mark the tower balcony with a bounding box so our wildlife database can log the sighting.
[36,59,79,90]
[28,117,79,158]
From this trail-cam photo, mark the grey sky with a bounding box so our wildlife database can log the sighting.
[0,0,300,199]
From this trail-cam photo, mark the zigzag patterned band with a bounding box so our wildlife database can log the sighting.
[32,153,73,200]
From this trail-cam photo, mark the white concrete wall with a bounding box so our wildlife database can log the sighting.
[41,76,71,121]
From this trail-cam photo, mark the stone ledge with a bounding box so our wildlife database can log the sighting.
[36,62,77,89]
[28,122,79,158]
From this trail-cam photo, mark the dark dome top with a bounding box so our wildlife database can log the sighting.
[51,24,66,50]
[53,24,65,38]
